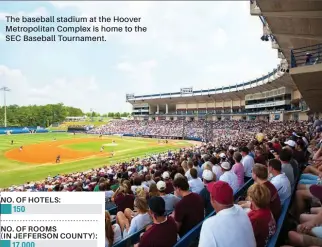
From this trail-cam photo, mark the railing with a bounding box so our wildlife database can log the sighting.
[291,43,322,68]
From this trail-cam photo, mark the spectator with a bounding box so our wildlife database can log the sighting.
[279,148,295,187]
[112,182,135,213]
[252,163,281,221]
[135,197,177,247]
[172,176,204,237]
[105,211,122,247]
[231,152,244,188]
[116,197,151,237]
[241,146,255,180]
[185,160,194,181]
[188,168,204,194]
[219,162,239,193]
[212,161,223,181]
[268,159,291,205]
[199,181,256,247]
[247,183,276,247]
[148,183,159,198]
[162,172,174,194]
[156,180,180,214]
[199,169,215,216]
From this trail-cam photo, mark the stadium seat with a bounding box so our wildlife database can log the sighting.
[267,197,291,247]
[267,174,300,247]
[113,226,147,247]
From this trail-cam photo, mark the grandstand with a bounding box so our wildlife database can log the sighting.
[126,66,309,122]
[2,1,322,247]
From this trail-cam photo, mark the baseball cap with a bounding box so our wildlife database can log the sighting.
[309,185,322,203]
[219,153,226,158]
[206,181,233,205]
[202,170,214,181]
[148,196,166,216]
[162,171,170,179]
[156,181,166,191]
[220,162,231,170]
[284,140,296,148]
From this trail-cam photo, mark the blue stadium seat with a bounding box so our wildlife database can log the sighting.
[113,226,146,247]
[267,173,300,247]
[267,197,291,247]
[108,205,118,215]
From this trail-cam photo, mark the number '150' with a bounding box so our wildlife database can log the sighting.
[13,206,25,212]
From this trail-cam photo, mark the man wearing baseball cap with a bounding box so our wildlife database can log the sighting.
[219,162,239,193]
[199,169,215,216]
[157,180,180,214]
[199,181,256,247]
[162,171,174,194]
[136,197,177,247]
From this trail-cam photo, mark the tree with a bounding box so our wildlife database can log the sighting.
[108,112,115,118]
[0,103,84,127]
[114,112,121,118]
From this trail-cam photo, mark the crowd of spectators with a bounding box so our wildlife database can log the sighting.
[89,119,308,141]
[2,118,320,246]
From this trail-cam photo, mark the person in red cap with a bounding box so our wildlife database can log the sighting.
[199,181,256,247]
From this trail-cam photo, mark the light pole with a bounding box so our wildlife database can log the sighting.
[0,87,10,127]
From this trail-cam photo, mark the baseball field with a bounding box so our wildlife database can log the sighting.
[0,133,190,188]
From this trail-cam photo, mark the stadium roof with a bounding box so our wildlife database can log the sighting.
[127,66,297,104]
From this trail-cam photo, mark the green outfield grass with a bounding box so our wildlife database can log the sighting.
[0,133,190,188]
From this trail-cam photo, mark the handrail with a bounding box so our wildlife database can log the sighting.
[291,43,322,68]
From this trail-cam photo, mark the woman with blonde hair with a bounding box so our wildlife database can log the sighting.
[105,211,122,247]
[247,183,276,247]
[116,197,151,237]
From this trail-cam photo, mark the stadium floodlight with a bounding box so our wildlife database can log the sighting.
[0,87,11,127]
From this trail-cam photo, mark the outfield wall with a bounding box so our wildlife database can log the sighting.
[0,127,48,135]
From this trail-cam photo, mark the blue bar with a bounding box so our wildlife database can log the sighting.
[0,204,12,214]
[0,240,11,247]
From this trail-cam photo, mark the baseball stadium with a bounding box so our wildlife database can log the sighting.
[1,1,322,247]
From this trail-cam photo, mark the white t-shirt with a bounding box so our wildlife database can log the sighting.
[241,155,254,178]
[212,165,223,181]
[219,171,239,194]
[188,178,205,194]
[124,213,151,236]
[270,173,291,205]
[199,205,256,247]
[105,224,122,247]
[185,169,192,181]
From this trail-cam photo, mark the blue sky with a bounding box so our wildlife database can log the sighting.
[0,1,280,114]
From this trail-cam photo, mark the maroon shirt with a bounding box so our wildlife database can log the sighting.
[174,192,204,237]
[248,207,276,247]
[139,217,177,247]
[114,193,135,212]
[165,180,174,194]
[264,181,281,221]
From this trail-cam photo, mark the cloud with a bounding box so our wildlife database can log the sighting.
[0,2,280,113]
[0,7,48,22]
[116,59,157,94]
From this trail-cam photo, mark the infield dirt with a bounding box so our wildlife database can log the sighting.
[5,138,109,164]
